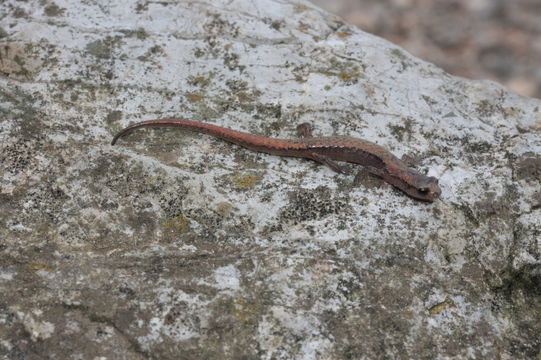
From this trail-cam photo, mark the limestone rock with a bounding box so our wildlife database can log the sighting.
[0,0,539,359]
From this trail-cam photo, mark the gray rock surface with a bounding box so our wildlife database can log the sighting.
[0,0,540,359]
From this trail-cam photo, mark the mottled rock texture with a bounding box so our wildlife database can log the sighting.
[0,0,540,359]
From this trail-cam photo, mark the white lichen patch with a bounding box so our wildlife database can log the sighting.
[0,271,15,282]
[20,313,55,341]
[212,264,241,291]
[257,307,334,360]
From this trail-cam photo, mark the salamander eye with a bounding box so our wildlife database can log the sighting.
[418,187,429,193]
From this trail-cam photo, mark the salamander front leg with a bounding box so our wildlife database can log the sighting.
[297,123,351,174]
[310,152,350,174]
[400,154,419,167]
[353,166,385,186]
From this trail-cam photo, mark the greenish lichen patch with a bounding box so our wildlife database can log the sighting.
[336,31,352,38]
[12,175,70,227]
[389,48,414,72]
[475,99,502,118]
[43,2,65,17]
[456,203,480,227]
[119,28,149,40]
[208,81,273,115]
[162,215,190,231]
[513,153,541,183]
[55,78,113,112]
[203,13,240,38]
[491,263,541,358]
[137,44,164,62]
[293,4,311,14]
[390,48,407,62]
[27,261,56,272]
[86,36,123,59]
[473,187,519,220]
[105,110,123,124]
[225,79,249,93]
[12,6,28,18]
[291,63,311,82]
[95,158,165,196]
[231,298,260,323]
[464,140,492,154]
[0,43,45,80]
[185,93,205,103]
[187,72,215,88]
[428,298,456,315]
[319,58,365,84]
[264,18,284,31]
[387,117,415,142]
[0,87,42,138]
[496,265,541,299]
[228,172,262,189]
[223,52,245,72]
[443,111,457,118]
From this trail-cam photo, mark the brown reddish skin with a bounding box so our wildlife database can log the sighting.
[111,118,441,202]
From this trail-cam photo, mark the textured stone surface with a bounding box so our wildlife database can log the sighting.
[310,0,541,99]
[0,0,540,359]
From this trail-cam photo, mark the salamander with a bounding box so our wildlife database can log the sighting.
[111,118,441,202]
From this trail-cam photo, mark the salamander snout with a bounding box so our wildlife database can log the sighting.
[416,176,441,201]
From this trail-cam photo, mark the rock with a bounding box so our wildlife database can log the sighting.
[0,0,540,359]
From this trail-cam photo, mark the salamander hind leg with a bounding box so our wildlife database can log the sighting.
[296,123,313,138]
[310,152,349,174]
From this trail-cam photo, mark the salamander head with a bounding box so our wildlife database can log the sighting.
[417,176,441,201]
[384,168,441,202]
[379,167,441,202]
[402,169,441,202]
